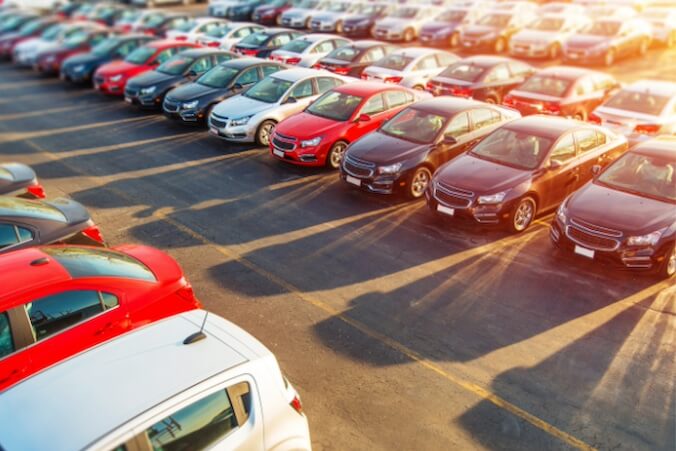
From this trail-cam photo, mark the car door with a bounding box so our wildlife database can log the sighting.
[433,112,472,167]
[538,132,579,210]
[572,128,606,189]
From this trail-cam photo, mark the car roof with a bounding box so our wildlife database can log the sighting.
[458,55,518,67]
[297,33,337,42]
[504,115,583,138]
[272,67,325,81]
[0,196,66,222]
[0,247,71,302]
[390,46,442,58]
[624,80,676,97]
[333,81,407,96]
[411,96,492,116]
[222,56,274,69]
[146,39,193,49]
[179,47,232,58]
[536,65,602,80]
[259,27,295,35]
[0,311,268,451]
[633,136,676,160]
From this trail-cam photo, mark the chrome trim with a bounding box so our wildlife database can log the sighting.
[565,225,621,252]
[570,218,622,237]
[343,155,375,178]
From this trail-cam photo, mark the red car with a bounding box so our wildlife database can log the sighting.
[270,82,421,168]
[0,245,201,391]
[35,27,109,75]
[93,40,199,96]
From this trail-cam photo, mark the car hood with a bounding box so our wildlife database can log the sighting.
[96,60,142,76]
[213,94,274,117]
[48,197,91,226]
[167,82,224,102]
[0,163,36,193]
[276,112,341,139]
[512,30,558,44]
[565,34,607,49]
[422,21,461,34]
[127,70,179,88]
[436,154,532,194]
[463,24,501,37]
[346,132,429,165]
[376,17,409,29]
[567,182,675,235]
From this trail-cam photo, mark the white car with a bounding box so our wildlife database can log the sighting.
[270,33,351,67]
[584,5,638,20]
[0,310,312,451]
[372,4,440,42]
[196,22,264,50]
[166,17,229,43]
[361,47,458,90]
[13,21,104,67]
[209,68,349,145]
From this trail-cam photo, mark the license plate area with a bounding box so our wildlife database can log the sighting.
[346,175,361,186]
[574,245,595,259]
[437,205,455,216]
[273,149,284,158]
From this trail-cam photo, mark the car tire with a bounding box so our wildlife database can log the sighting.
[326,140,348,169]
[573,110,587,121]
[449,32,460,48]
[413,84,425,90]
[604,49,615,67]
[336,21,343,34]
[403,28,415,43]
[305,18,311,29]
[657,243,676,279]
[204,104,216,126]
[485,95,498,104]
[276,15,283,26]
[256,120,276,147]
[638,38,650,56]
[494,37,507,53]
[407,166,432,200]
[508,196,536,233]
[549,43,561,60]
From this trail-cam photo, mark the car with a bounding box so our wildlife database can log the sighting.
[314,39,396,77]
[0,11,37,36]
[232,27,303,58]
[508,14,591,60]
[279,0,325,29]
[308,0,362,33]
[340,1,393,38]
[124,48,237,110]
[458,4,538,53]
[0,163,45,199]
[13,22,103,68]
[70,2,97,21]
[270,33,351,67]
[164,58,286,124]
[340,97,520,199]
[253,0,298,25]
[0,245,202,391]
[113,8,150,34]
[0,196,105,254]
[196,21,264,50]
[209,68,347,145]
[136,12,192,38]
[551,136,675,278]
[361,47,459,90]
[165,17,229,44]
[562,18,653,66]
[271,82,421,168]
[640,7,676,47]
[419,4,485,48]
[94,40,200,96]
[426,115,628,232]
[425,55,535,104]
[503,66,620,121]
[0,17,60,60]
[590,80,676,146]
[372,4,440,42]
[54,2,82,19]
[34,27,110,76]
[0,310,310,450]
[60,34,154,84]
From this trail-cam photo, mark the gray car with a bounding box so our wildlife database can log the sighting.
[373,4,441,42]
[279,0,325,29]
[509,14,591,59]
[0,196,104,254]
[0,163,45,199]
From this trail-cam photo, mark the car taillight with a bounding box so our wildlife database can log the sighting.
[332,66,349,75]
[175,35,187,41]
[360,73,368,80]
[207,41,219,48]
[451,87,472,97]
[425,81,434,91]
[176,283,200,307]
[26,183,46,199]
[502,95,515,106]
[588,113,602,124]
[383,76,403,84]
[634,124,661,135]
[290,395,303,415]
[82,224,105,244]
[286,57,301,65]
[311,62,321,69]
[543,102,561,115]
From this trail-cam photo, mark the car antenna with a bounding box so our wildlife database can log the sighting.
[183,311,209,345]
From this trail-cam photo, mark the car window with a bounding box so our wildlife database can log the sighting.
[592,75,615,91]
[144,389,238,450]
[595,131,607,146]
[316,77,341,93]
[470,108,500,130]
[291,79,315,99]
[237,67,259,85]
[16,226,32,242]
[361,94,386,116]
[234,26,254,38]
[190,57,212,74]
[575,129,598,153]
[385,90,409,109]
[0,312,13,360]
[26,290,118,341]
[485,64,510,83]
[42,247,157,282]
[362,47,384,63]
[509,61,532,77]
[90,33,106,47]
[154,48,177,64]
[116,40,137,57]
[271,34,292,47]
[445,113,470,138]
[262,64,282,77]
[214,53,234,64]
[414,55,438,71]
[436,53,456,67]
[575,78,595,96]
[550,133,576,163]
[0,224,19,248]
[203,22,221,33]
[312,40,335,54]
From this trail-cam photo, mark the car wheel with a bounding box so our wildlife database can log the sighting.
[256,120,276,147]
[658,243,676,279]
[407,166,432,199]
[485,95,498,104]
[336,21,343,34]
[305,18,311,29]
[413,84,425,90]
[494,37,507,53]
[638,38,650,56]
[549,43,561,60]
[508,196,536,233]
[403,28,415,43]
[326,140,347,169]
[449,32,460,48]
[276,15,283,26]
[573,110,587,121]
[205,104,216,126]
[604,49,615,67]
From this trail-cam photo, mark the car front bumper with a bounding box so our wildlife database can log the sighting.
[208,115,257,142]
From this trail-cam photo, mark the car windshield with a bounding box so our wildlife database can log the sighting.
[438,62,485,82]
[586,21,620,36]
[92,37,120,57]
[528,17,564,31]
[63,31,90,48]
[597,152,676,203]
[470,128,553,170]
[374,53,412,71]
[41,24,62,40]
[198,65,239,88]
[437,9,466,22]
[279,39,312,53]
[326,45,358,61]
[0,198,66,222]
[43,247,157,282]
[157,55,195,75]
[477,13,511,27]
[244,76,292,103]
[174,20,196,32]
[306,91,363,121]
[392,7,419,19]
[125,46,155,64]
[603,90,670,116]
[240,31,269,46]
[18,19,41,36]
[518,75,571,98]
[380,108,446,144]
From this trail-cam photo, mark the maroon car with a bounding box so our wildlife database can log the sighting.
[551,136,675,278]
[252,0,295,25]
[0,17,61,60]
[426,115,628,233]
[503,66,620,121]
[35,28,109,75]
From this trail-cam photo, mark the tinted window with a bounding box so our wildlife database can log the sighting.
[145,389,237,450]
[262,65,282,77]
[43,247,157,282]
[316,77,341,93]
[156,48,181,64]
[575,130,597,153]
[0,313,13,359]
[445,113,470,138]
[0,224,18,248]
[125,46,155,65]
[157,55,195,76]
[361,94,386,116]
[237,67,260,85]
[0,198,66,222]
[198,65,239,88]
[17,226,33,243]
[550,133,576,163]
[598,152,676,203]
[471,108,500,130]
[381,108,446,144]
[291,79,314,99]
[385,90,409,108]
[470,128,553,170]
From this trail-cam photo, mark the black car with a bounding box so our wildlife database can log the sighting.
[340,97,521,199]
[233,27,303,58]
[60,35,153,84]
[124,48,238,110]
[341,2,393,38]
[315,40,396,78]
[425,55,535,105]
[163,58,286,124]
[0,163,45,199]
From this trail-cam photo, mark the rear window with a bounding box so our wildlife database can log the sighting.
[43,247,157,282]
[0,198,66,222]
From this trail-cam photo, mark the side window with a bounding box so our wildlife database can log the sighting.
[0,224,32,249]
[575,78,595,97]
[316,77,341,93]
[116,41,137,57]
[144,389,238,450]
[26,290,118,341]
[470,108,500,130]
[595,131,607,146]
[290,79,314,99]
[214,53,233,64]
[445,113,470,138]
[190,57,212,74]
[413,55,438,71]
[155,48,176,64]
[90,33,106,47]
[16,226,32,243]
[574,129,598,153]
[509,61,532,78]
[485,64,510,83]
[233,27,250,38]
[237,67,260,85]
[262,64,281,77]
[361,94,386,116]
[272,34,292,47]
[204,22,221,34]
[0,312,14,360]
[312,40,335,54]
[550,133,576,163]
[385,90,409,109]
[436,53,456,67]
[362,47,384,63]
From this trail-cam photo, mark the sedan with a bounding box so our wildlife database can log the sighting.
[309,0,361,33]
[508,14,590,60]
[196,22,263,50]
[503,66,620,121]
[0,163,45,199]
[0,244,201,391]
[165,17,228,43]
[0,12,38,36]
[551,136,675,278]
[136,12,192,38]
[270,33,351,67]
[279,0,324,29]
[34,28,110,76]
[340,2,393,38]
[361,47,458,90]
[14,22,105,68]
[271,82,420,168]
[253,0,297,25]
[426,55,535,104]
[372,4,440,42]
[341,97,520,199]
[459,4,538,53]
[124,48,237,110]
[314,39,395,77]
[419,5,484,48]
[209,68,347,145]
[426,116,628,232]
[232,27,303,58]
[0,17,60,60]
[164,58,286,124]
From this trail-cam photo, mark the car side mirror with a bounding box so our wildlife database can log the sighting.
[233,82,243,90]
[442,134,457,146]
[356,113,371,122]
[186,70,197,79]
[285,96,297,104]
[549,159,563,170]
[592,164,602,176]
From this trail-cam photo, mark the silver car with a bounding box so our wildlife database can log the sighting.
[309,1,364,33]
[279,0,326,29]
[509,14,591,59]
[372,4,441,42]
[208,68,349,145]
[361,47,458,90]
[270,33,352,67]
[195,22,264,50]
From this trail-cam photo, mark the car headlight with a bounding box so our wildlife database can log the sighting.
[627,230,663,247]
[141,86,157,96]
[556,203,567,224]
[110,74,123,82]
[477,191,507,205]
[230,115,252,126]
[378,162,402,174]
[73,64,85,72]
[182,100,199,110]
[300,136,322,148]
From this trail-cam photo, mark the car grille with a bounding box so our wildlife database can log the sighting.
[163,98,179,113]
[272,132,296,151]
[343,155,375,177]
[434,182,473,208]
[565,218,622,251]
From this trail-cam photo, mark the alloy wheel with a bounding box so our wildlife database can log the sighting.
[327,142,347,169]
[409,167,431,199]
[666,246,676,277]
[511,198,536,233]
[257,121,275,146]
